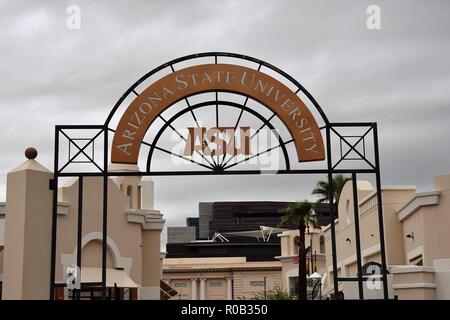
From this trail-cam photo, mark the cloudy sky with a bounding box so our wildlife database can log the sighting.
[1,1,449,244]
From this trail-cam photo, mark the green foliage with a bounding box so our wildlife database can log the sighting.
[237,287,296,300]
[311,174,351,204]
[279,200,315,228]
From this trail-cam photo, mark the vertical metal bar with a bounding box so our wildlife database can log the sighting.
[102,127,109,298]
[76,176,84,300]
[351,173,364,299]
[50,127,59,300]
[373,123,389,299]
[310,237,313,276]
[325,125,339,297]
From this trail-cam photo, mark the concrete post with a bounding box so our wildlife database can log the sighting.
[140,212,165,300]
[2,152,53,300]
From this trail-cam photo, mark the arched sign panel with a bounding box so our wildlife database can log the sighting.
[111,64,325,164]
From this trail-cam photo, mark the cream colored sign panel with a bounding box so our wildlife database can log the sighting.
[111,64,325,164]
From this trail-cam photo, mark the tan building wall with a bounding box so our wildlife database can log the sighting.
[321,173,450,300]
[162,257,282,300]
[0,159,165,300]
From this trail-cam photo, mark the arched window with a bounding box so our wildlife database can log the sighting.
[320,235,325,254]
[293,236,300,255]
[126,185,133,208]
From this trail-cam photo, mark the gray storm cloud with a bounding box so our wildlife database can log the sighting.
[0,0,449,246]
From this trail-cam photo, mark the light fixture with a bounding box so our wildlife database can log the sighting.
[345,238,351,243]
[406,232,415,240]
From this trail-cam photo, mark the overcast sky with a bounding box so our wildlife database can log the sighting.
[1,1,449,245]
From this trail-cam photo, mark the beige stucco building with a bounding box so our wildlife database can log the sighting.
[319,173,450,299]
[276,228,326,296]
[273,173,450,300]
[2,151,450,300]
[0,156,165,300]
[162,257,282,300]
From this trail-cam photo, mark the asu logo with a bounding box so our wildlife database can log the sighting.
[183,127,251,156]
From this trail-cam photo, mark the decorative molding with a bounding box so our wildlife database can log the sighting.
[57,202,71,215]
[164,266,282,274]
[396,192,440,222]
[60,232,132,276]
[392,283,436,289]
[0,202,72,216]
[127,209,165,230]
[390,265,434,274]
[359,196,378,216]
[275,254,326,261]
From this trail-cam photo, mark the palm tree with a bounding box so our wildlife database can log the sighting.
[312,174,351,204]
[280,200,315,300]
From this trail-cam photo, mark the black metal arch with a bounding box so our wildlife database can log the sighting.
[145,99,292,173]
[104,52,330,128]
[50,52,390,302]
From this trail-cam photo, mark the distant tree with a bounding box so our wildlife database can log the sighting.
[280,201,315,300]
[252,287,296,300]
[312,174,351,204]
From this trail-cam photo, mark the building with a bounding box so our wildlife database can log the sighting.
[166,201,296,261]
[162,257,282,300]
[3,150,450,300]
[320,173,450,299]
[0,153,167,300]
[276,228,327,296]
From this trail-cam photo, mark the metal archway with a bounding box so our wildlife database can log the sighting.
[50,52,389,300]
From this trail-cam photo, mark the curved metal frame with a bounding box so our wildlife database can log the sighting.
[145,99,292,173]
[50,52,390,301]
[104,52,330,128]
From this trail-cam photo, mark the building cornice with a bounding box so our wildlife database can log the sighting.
[57,202,70,215]
[392,283,436,289]
[396,192,440,222]
[1,201,70,216]
[275,254,326,261]
[127,209,165,230]
[390,265,435,274]
[163,266,282,273]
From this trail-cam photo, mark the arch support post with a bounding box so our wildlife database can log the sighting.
[326,125,339,298]
[140,213,165,300]
[373,123,390,299]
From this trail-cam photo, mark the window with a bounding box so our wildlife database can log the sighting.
[320,235,325,254]
[234,216,243,224]
[409,255,423,266]
[250,281,265,287]
[293,236,300,255]
[137,186,142,209]
[210,282,222,287]
[233,214,281,224]
[126,185,132,208]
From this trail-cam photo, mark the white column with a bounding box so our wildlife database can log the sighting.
[191,277,198,300]
[200,277,206,300]
[226,276,233,300]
